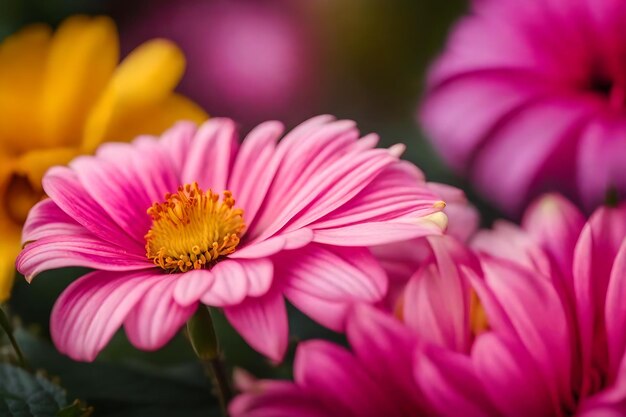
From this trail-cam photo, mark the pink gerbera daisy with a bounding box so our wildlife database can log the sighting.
[421,0,626,215]
[16,116,446,362]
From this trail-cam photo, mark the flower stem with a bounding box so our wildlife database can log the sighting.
[187,306,232,416]
[0,306,28,369]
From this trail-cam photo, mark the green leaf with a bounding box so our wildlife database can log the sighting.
[15,330,221,416]
[0,363,66,417]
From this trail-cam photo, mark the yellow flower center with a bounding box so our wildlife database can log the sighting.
[145,183,245,273]
[469,290,489,337]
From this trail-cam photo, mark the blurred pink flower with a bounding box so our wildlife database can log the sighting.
[229,235,538,416]
[121,0,316,126]
[230,304,434,417]
[420,0,626,215]
[424,194,626,415]
[16,116,446,362]
[233,195,626,415]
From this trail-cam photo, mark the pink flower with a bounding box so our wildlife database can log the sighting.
[230,304,433,417]
[420,0,626,215]
[16,116,446,362]
[121,0,316,126]
[422,194,626,415]
[228,235,500,417]
[232,195,626,416]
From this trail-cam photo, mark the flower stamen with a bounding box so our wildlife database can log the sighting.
[145,183,245,273]
[470,290,489,337]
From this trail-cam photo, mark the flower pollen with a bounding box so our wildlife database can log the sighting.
[470,290,489,337]
[145,183,245,273]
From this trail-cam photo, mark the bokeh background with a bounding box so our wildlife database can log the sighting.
[1,1,481,415]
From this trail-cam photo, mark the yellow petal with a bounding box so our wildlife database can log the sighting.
[0,162,21,302]
[0,235,20,302]
[0,24,52,154]
[15,147,78,191]
[0,146,75,238]
[82,39,191,152]
[40,15,119,147]
[94,94,208,144]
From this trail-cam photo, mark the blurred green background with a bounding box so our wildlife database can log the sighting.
[0,1,482,415]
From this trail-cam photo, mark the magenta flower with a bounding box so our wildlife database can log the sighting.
[422,194,626,415]
[230,304,433,417]
[232,195,626,416]
[228,235,506,417]
[122,0,315,126]
[420,0,626,214]
[16,116,446,362]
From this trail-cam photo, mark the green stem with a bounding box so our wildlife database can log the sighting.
[0,306,28,369]
[187,306,232,416]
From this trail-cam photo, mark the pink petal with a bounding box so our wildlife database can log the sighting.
[51,270,161,361]
[294,340,391,416]
[17,234,150,282]
[159,121,198,173]
[472,220,551,277]
[471,97,595,215]
[231,238,286,260]
[229,380,331,417]
[577,404,626,417]
[345,304,426,413]
[201,258,273,306]
[403,243,472,352]
[371,238,433,309]
[124,277,197,350]
[231,228,313,259]
[605,240,626,377]
[522,193,585,301]
[416,345,498,417]
[173,269,215,307]
[285,245,386,301]
[21,199,83,244]
[473,333,556,417]
[577,118,626,209]
[574,204,626,384]
[425,9,551,86]
[281,245,386,330]
[283,290,348,331]
[313,220,443,246]
[228,121,283,229]
[259,148,395,240]
[577,354,626,415]
[42,166,142,251]
[70,136,180,242]
[263,118,357,213]
[249,119,361,238]
[181,118,238,192]
[310,162,441,230]
[479,256,572,405]
[224,290,288,362]
[421,72,543,171]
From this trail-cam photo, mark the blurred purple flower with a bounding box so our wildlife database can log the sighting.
[121,0,317,125]
[420,0,626,215]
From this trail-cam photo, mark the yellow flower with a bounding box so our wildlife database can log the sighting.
[0,15,208,301]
